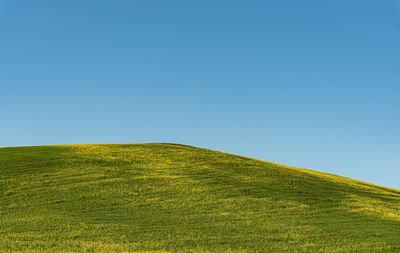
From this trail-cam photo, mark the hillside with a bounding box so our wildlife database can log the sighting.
[1,143,400,252]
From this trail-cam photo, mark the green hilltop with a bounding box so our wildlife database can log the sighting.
[1,143,400,252]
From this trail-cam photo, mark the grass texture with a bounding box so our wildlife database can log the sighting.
[1,143,400,252]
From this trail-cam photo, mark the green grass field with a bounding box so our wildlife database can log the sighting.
[1,143,400,252]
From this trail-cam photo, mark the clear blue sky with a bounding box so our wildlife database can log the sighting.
[1,0,399,189]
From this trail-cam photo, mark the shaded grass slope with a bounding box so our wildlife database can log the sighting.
[1,143,400,252]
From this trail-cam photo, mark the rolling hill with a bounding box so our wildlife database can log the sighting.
[1,143,400,252]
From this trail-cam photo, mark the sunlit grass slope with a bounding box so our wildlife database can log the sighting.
[1,144,400,252]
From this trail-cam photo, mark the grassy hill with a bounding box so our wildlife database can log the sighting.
[1,143,400,252]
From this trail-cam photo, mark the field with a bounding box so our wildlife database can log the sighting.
[1,143,400,252]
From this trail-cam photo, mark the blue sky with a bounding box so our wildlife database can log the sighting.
[1,0,399,189]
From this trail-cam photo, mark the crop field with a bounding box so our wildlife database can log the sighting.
[1,143,400,252]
